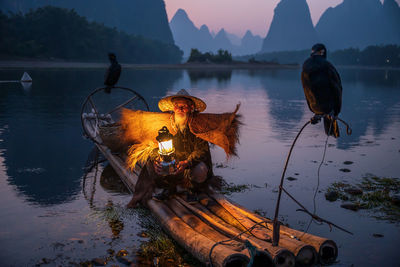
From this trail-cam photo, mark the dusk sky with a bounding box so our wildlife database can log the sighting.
[164,0,400,37]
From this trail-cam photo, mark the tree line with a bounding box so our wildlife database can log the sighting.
[240,45,400,67]
[187,49,232,64]
[0,6,183,63]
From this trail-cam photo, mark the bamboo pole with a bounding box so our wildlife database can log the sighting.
[166,198,244,248]
[227,195,338,264]
[209,193,318,267]
[147,199,249,267]
[176,197,295,267]
[211,193,338,265]
[199,195,297,267]
[166,198,275,267]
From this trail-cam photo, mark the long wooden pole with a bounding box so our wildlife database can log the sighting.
[273,121,311,247]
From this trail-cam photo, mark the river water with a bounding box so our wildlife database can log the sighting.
[0,67,399,266]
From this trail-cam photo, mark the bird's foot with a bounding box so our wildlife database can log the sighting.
[310,115,322,124]
[325,111,337,120]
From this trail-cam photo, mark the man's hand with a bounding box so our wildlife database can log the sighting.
[153,159,163,176]
[172,160,189,175]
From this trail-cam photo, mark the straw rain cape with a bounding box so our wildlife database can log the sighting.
[120,104,242,169]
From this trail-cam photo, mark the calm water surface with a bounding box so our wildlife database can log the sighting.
[0,67,399,266]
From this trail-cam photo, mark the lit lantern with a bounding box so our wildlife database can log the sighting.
[156,126,176,175]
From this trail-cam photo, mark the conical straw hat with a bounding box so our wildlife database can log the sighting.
[158,89,206,112]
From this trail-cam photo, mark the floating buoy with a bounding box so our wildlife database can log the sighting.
[21,72,32,82]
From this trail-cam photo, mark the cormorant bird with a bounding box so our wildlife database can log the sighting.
[104,53,121,93]
[301,43,342,138]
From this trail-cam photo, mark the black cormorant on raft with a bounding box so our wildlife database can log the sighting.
[301,43,342,138]
[104,53,122,93]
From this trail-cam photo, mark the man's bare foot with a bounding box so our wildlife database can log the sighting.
[126,198,138,209]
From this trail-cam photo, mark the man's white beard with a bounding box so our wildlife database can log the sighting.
[174,113,188,132]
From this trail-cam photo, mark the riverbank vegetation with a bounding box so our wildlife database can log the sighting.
[0,6,183,63]
[187,48,232,63]
[325,174,400,222]
[238,45,400,67]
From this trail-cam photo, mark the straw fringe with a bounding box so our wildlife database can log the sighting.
[126,140,157,170]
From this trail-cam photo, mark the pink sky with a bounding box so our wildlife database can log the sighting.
[164,0,399,37]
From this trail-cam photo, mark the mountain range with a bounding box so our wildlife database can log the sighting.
[169,9,262,57]
[261,0,317,53]
[0,0,174,44]
[1,0,399,57]
[315,0,400,50]
[261,0,400,53]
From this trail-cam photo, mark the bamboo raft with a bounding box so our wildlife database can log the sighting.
[81,88,338,267]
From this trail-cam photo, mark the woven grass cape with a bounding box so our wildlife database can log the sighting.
[119,105,242,169]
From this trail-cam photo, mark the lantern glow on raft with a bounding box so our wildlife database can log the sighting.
[156,126,176,175]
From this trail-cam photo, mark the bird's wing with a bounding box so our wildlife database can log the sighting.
[301,68,314,113]
[104,67,111,85]
[326,61,342,115]
[301,58,318,113]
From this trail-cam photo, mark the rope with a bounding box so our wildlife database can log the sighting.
[302,120,333,237]
[208,219,271,267]
[272,115,353,245]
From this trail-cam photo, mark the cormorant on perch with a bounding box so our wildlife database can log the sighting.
[104,53,121,93]
[301,43,342,138]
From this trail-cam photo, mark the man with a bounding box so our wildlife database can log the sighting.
[127,89,214,207]
[301,43,342,137]
[104,52,121,93]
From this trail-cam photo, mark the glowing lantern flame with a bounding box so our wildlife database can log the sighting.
[156,126,175,157]
[158,139,174,155]
[156,126,176,175]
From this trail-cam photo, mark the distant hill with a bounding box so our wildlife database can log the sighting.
[198,25,215,52]
[169,9,220,57]
[226,32,241,46]
[383,0,400,46]
[261,0,318,53]
[0,6,182,63]
[0,0,174,44]
[214,29,234,52]
[169,8,263,56]
[241,30,263,55]
[316,0,400,50]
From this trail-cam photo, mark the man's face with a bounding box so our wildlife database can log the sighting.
[173,98,193,116]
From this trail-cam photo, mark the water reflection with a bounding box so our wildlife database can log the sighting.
[187,69,232,84]
[255,70,306,141]
[0,67,399,266]
[0,69,181,206]
[180,68,400,150]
